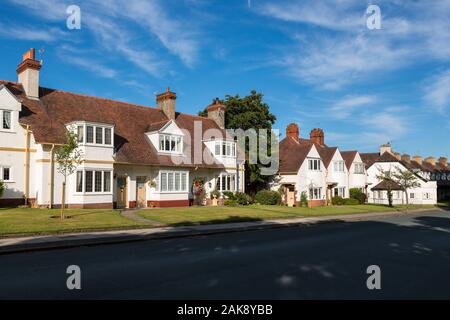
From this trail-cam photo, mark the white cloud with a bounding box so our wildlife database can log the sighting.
[330,95,377,119]
[0,23,65,42]
[424,69,450,113]
[260,0,450,90]
[63,56,118,79]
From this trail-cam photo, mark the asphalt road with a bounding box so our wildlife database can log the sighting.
[1,209,450,299]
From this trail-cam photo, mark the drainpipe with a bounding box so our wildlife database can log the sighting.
[49,144,55,208]
[24,125,31,206]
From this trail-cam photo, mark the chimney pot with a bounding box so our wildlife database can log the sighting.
[206,98,226,129]
[156,87,176,120]
[286,123,300,143]
[310,128,325,146]
[17,48,41,99]
[425,156,436,166]
[413,155,423,165]
[401,154,411,163]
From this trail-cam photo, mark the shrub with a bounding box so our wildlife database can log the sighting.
[343,198,360,205]
[224,199,238,207]
[300,191,308,207]
[0,180,4,198]
[222,191,235,199]
[331,196,345,206]
[350,188,367,204]
[254,190,282,205]
[234,192,249,205]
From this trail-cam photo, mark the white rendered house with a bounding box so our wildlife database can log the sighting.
[0,49,245,208]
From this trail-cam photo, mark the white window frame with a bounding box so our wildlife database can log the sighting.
[216,173,236,192]
[0,166,13,182]
[308,158,321,171]
[309,187,322,200]
[69,122,114,147]
[354,163,365,174]
[158,170,188,193]
[334,161,345,172]
[333,187,346,197]
[74,169,113,194]
[214,140,236,158]
[158,134,183,154]
[1,110,13,131]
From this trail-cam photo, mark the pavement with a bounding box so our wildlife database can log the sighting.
[0,208,440,254]
[0,209,449,299]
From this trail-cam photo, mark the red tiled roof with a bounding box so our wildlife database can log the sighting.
[279,136,314,174]
[317,146,337,168]
[0,80,228,168]
[341,151,358,170]
[372,180,403,191]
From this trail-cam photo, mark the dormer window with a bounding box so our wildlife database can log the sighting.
[159,134,182,153]
[214,141,236,157]
[71,122,114,146]
[1,110,12,130]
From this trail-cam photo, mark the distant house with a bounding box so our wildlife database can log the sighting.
[273,123,367,207]
[0,49,245,208]
[274,124,440,207]
[361,145,438,205]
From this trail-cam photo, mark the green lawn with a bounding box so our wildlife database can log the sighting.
[0,204,438,237]
[137,204,435,226]
[0,208,147,237]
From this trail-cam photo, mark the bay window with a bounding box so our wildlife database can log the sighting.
[214,141,236,157]
[158,171,188,192]
[309,187,322,200]
[216,173,236,191]
[75,169,112,193]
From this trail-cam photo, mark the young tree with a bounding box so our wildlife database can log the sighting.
[0,180,5,199]
[376,167,395,207]
[55,128,82,219]
[199,91,277,195]
[392,167,420,212]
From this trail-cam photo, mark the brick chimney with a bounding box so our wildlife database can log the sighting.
[206,98,226,129]
[310,128,325,146]
[413,155,423,165]
[425,156,436,166]
[394,152,401,160]
[286,123,299,143]
[17,48,41,99]
[439,157,448,167]
[401,154,411,163]
[156,87,176,120]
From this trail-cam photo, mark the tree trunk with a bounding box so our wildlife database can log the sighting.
[61,181,66,220]
[405,189,409,213]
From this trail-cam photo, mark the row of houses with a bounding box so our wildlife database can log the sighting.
[274,124,443,206]
[0,49,447,208]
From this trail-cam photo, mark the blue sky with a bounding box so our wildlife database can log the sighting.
[0,0,449,157]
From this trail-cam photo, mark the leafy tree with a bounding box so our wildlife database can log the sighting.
[392,168,420,212]
[200,91,277,194]
[376,167,395,207]
[0,180,5,199]
[55,128,83,219]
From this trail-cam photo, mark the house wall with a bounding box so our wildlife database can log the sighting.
[366,161,437,205]
[325,149,348,198]
[296,145,327,205]
[348,153,367,191]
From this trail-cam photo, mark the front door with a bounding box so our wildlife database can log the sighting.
[287,187,295,207]
[116,176,127,208]
[136,176,147,208]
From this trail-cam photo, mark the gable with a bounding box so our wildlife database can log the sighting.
[0,85,21,111]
